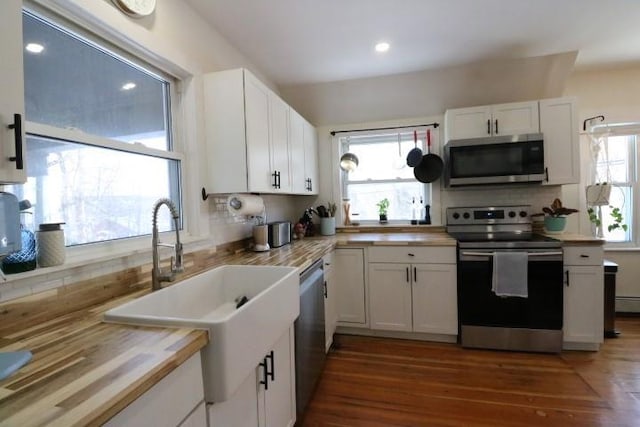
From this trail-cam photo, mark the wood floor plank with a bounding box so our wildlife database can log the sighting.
[302,317,640,427]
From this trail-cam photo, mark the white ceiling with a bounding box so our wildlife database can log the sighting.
[184,0,640,86]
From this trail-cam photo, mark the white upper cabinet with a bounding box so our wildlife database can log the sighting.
[289,109,306,193]
[539,97,580,185]
[289,109,318,194]
[302,119,319,194]
[0,0,26,183]
[445,101,539,141]
[203,68,317,195]
[244,72,273,193]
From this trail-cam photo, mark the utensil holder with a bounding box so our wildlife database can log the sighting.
[320,217,336,236]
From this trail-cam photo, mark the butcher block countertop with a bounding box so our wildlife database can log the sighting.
[0,289,209,427]
[0,229,486,425]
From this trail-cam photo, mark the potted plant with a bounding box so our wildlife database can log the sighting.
[586,182,627,238]
[376,198,390,223]
[532,198,578,233]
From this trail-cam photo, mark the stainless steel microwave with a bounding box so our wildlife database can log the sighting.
[444,133,545,187]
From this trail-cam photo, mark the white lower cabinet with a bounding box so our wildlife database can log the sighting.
[207,326,296,427]
[367,246,457,337]
[563,246,604,350]
[368,263,413,331]
[335,248,367,326]
[105,352,205,427]
[323,251,338,351]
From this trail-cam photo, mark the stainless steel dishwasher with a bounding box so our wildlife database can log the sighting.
[294,258,326,419]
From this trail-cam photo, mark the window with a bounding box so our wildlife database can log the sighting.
[7,10,182,246]
[341,131,430,221]
[590,127,637,243]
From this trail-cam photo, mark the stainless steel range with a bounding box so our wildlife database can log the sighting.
[447,205,564,353]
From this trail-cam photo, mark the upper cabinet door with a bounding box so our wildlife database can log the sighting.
[244,72,273,193]
[445,101,540,141]
[303,118,319,195]
[444,106,492,141]
[0,0,26,183]
[539,97,580,186]
[289,109,306,193]
[269,95,291,192]
[491,101,540,136]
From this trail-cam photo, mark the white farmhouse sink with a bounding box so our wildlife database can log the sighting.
[104,265,299,402]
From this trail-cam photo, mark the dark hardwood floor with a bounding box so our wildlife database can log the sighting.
[301,317,640,426]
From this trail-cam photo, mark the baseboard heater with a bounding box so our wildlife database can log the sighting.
[616,297,640,313]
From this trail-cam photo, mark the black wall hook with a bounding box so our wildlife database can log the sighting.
[583,115,605,131]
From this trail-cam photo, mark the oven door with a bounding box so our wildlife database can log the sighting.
[458,249,563,329]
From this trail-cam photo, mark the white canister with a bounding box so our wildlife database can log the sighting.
[320,217,336,236]
[36,223,66,267]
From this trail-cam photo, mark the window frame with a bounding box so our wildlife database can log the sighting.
[15,3,189,255]
[589,124,640,248]
[339,129,431,224]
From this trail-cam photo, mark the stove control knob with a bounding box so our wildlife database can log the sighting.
[452,212,460,220]
[519,211,528,218]
[508,211,516,218]
[463,212,470,219]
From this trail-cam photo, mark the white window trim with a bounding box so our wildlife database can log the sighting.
[590,124,640,248]
[10,2,205,272]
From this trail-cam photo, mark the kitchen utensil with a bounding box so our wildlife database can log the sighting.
[393,133,406,169]
[406,130,423,167]
[316,205,328,217]
[414,129,444,183]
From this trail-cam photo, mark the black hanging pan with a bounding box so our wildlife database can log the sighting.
[406,130,423,167]
[413,129,443,183]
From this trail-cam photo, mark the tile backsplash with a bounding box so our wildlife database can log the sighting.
[442,184,562,213]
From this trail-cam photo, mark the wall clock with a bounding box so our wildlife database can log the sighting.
[112,0,157,18]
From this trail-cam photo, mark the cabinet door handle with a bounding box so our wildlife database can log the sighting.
[277,171,281,189]
[545,167,549,182]
[309,178,312,192]
[487,119,491,135]
[259,357,269,390]
[494,119,499,134]
[414,267,417,282]
[8,113,23,170]
[565,270,570,287]
[324,280,328,298]
[272,171,279,188]
[406,267,409,283]
[267,350,275,381]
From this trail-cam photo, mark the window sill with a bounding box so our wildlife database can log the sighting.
[1,233,212,285]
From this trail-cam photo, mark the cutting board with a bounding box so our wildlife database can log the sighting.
[0,351,32,381]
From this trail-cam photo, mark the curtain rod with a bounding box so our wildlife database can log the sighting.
[330,122,439,136]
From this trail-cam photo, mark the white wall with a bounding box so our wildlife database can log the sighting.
[563,65,640,302]
[280,51,577,127]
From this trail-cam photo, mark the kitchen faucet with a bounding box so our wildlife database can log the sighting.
[151,198,184,291]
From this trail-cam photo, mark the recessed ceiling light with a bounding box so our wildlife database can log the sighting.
[375,42,390,53]
[121,82,137,91]
[25,43,44,54]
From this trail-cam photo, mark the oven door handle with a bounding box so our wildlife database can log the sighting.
[461,251,563,258]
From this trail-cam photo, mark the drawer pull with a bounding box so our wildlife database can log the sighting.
[580,254,589,258]
[408,253,415,257]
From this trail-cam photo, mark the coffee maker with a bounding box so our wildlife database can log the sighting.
[0,192,22,257]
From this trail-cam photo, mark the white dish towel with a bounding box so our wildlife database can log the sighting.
[492,252,528,298]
